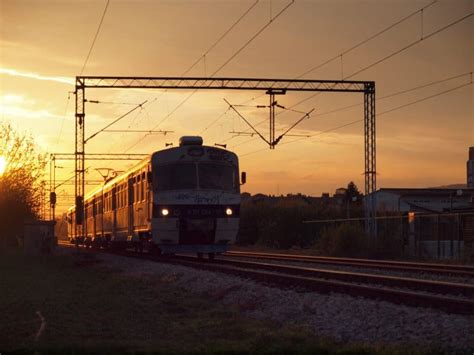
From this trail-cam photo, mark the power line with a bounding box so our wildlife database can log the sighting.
[123,1,264,151]
[289,11,473,110]
[126,0,294,151]
[55,91,72,149]
[79,0,110,76]
[200,109,230,134]
[224,98,270,145]
[210,0,295,77]
[347,12,473,80]
[85,101,148,143]
[216,0,441,142]
[296,0,438,79]
[301,71,472,121]
[181,0,260,77]
[238,81,472,157]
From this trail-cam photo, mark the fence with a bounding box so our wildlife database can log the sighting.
[303,212,474,260]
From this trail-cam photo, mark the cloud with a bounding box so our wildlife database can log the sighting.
[0,67,73,85]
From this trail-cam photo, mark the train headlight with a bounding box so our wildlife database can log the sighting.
[161,208,169,216]
[225,208,233,216]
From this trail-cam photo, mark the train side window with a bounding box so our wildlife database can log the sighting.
[137,175,141,201]
[112,190,116,210]
[134,177,138,203]
[124,184,127,207]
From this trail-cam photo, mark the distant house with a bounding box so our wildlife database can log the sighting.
[370,188,474,213]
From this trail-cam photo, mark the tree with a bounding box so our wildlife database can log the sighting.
[344,181,363,218]
[0,123,47,248]
[345,181,363,203]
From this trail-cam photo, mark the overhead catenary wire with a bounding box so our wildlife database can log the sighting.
[54,92,72,149]
[85,100,148,143]
[238,81,473,157]
[300,71,473,121]
[125,0,295,152]
[162,0,295,124]
[217,0,440,138]
[288,10,473,110]
[214,0,444,143]
[54,0,110,181]
[226,3,471,145]
[296,0,438,79]
[224,98,270,145]
[79,0,110,76]
[181,0,260,77]
[123,1,265,152]
[210,0,295,77]
[347,12,473,80]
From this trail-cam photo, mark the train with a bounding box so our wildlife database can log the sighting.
[67,136,245,258]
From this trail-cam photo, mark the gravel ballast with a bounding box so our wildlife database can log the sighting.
[61,247,474,351]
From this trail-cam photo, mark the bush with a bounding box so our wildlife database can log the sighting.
[315,223,369,258]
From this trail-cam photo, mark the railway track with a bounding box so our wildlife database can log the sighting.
[224,251,474,278]
[58,242,474,316]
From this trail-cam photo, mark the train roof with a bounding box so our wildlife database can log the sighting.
[70,138,238,210]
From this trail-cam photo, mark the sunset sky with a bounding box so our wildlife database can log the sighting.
[0,0,472,213]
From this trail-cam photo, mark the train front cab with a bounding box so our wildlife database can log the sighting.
[150,140,244,257]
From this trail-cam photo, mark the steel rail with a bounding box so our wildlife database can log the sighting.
[135,253,474,315]
[198,256,474,297]
[58,242,474,315]
[224,251,474,277]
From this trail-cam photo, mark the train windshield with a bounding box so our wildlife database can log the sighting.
[154,162,237,192]
[154,163,196,191]
[198,163,235,191]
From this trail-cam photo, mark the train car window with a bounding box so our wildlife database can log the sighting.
[111,190,115,210]
[154,163,196,191]
[137,178,140,202]
[198,163,235,191]
[133,181,137,204]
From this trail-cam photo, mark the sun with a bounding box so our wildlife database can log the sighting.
[0,156,6,175]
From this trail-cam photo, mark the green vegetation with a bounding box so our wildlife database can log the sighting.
[238,183,404,259]
[0,249,383,353]
[0,123,47,249]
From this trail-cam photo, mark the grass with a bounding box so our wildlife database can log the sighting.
[0,249,427,354]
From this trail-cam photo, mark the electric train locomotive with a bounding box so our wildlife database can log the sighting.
[67,136,246,258]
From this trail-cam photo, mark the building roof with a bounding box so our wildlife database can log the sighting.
[376,188,474,196]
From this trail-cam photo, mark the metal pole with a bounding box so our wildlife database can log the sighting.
[75,78,85,241]
[49,156,52,220]
[269,92,275,149]
[52,156,56,221]
[364,83,376,242]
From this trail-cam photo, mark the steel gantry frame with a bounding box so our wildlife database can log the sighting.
[74,76,376,239]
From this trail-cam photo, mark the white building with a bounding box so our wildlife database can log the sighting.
[372,188,474,213]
